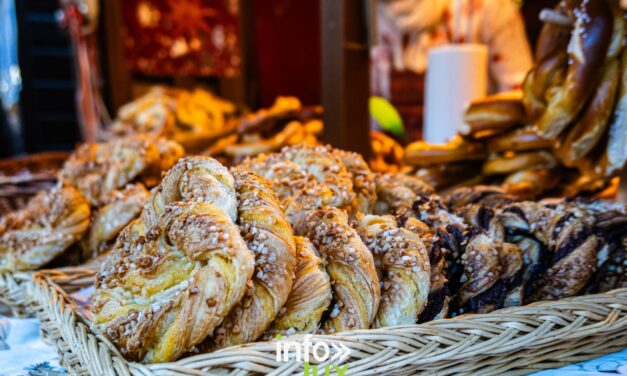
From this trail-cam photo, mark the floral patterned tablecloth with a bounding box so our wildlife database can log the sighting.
[0,315,625,376]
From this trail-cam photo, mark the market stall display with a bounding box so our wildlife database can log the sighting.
[0,0,625,374]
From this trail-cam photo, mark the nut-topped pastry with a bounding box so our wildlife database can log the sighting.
[0,185,90,272]
[296,207,380,333]
[210,170,297,348]
[356,214,430,327]
[92,157,255,363]
[264,236,332,338]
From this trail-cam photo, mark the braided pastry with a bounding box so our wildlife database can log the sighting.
[606,46,627,175]
[356,214,430,327]
[79,184,149,260]
[496,202,600,300]
[404,135,486,166]
[400,216,450,322]
[482,151,557,176]
[556,59,621,165]
[210,170,297,348]
[535,0,614,138]
[523,3,571,121]
[238,145,356,226]
[296,207,380,333]
[60,136,180,205]
[374,173,435,217]
[264,236,332,338]
[462,91,527,136]
[333,149,377,215]
[92,157,255,362]
[0,185,90,272]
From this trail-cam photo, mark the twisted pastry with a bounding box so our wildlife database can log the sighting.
[462,91,527,136]
[400,217,450,322]
[333,149,377,215]
[296,208,380,333]
[453,227,503,314]
[374,173,435,217]
[523,3,571,120]
[445,186,516,213]
[496,202,600,300]
[59,136,178,205]
[211,170,297,348]
[93,157,255,363]
[556,59,621,165]
[238,145,356,226]
[482,151,557,176]
[535,0,614,138]
[488,127,552,153]
[356,214,430,327]
[606,46,627,175]
[264,236,332,338]
[0,185,90,272]
[79,184,149,260]
[404,135,486,166]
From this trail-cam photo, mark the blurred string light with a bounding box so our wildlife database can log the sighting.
[0,0,22,109]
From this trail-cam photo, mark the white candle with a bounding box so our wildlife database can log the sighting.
[424,43,488,144]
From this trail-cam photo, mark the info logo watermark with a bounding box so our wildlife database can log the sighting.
[275,334,351,375]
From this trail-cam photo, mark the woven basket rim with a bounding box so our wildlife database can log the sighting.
[28,267,627,376]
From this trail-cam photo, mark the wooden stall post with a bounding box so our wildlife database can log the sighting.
[321,0,372,158]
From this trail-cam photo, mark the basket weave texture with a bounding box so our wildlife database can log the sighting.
[27,268,627,376]
[0,271,34,316]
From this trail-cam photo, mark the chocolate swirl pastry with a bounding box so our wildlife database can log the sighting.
[495,201,600,300]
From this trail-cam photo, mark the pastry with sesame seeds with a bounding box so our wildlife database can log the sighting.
[0,185,90,272]
[373,172,435,217]
[332,149,378,215]
[355,214,430,327]
[296,207,380,333]
[209,170,297,348]
[78,183,149,261]
[92,156,255,363]
[59,135,183,206]
[263,236,332,338]
[237,144,357,226]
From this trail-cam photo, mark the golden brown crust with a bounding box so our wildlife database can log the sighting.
[210,170,297,348]
[79,184,149,260]
[404,135,486,166]
[296,208,380,333]
[374,173,434,217]
[356,214,430,327]
[263,236,332,338]
[488,127,552,153]
[92,157,255,363]
[555,59,621,165]
[237,145,357,226]
[333,149,377,215]
[535,0,614,138]
[462,91,527,135]
[0,185,90,271]
[482,151,557,176]
[59,136,173,205]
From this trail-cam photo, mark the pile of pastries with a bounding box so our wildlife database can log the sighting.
[2,137,624,363]
[405,0,626,198]
[111,87,240,152]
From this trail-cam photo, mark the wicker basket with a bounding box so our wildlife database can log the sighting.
[28,267,627,376]
[0,151,69,216]
[0,271,35,316]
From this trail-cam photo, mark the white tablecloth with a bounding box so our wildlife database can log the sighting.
[0,316,625,376]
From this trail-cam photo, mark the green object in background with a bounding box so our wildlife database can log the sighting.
[369,96,404,138]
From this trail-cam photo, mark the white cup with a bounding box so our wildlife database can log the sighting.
[424,43,488,143]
